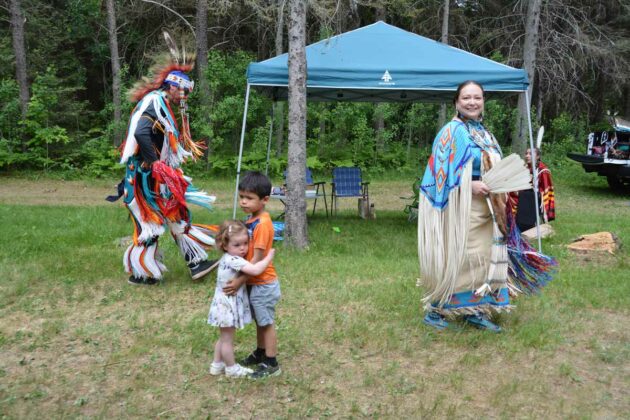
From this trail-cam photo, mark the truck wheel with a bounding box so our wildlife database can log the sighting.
[607,176,629,192]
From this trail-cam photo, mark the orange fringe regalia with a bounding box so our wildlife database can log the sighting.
[119,49,216,283]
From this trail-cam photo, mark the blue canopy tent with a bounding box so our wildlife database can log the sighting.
[247,21,528,102]
[233,21,542,248]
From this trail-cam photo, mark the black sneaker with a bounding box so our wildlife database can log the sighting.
[189,259,219,280]
[239,352,264,367]
[128,276,158,286]
[250,362,281,379]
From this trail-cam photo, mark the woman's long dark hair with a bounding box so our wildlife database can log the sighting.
[453,80,485,121]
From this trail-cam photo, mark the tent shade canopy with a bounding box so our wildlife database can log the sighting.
[247,21,529,102]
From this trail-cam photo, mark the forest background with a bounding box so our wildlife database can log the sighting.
[1,0,629,178]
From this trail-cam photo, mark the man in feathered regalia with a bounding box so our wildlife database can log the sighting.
[509,147,556,232]
[118,35,217,286]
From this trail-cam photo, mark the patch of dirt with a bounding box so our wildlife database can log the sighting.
[0,179,118,207]
[0,178,413,213]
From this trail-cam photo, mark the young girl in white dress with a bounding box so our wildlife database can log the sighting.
[208,220,275,378]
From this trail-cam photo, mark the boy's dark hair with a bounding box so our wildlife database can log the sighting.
[238,170,272,198]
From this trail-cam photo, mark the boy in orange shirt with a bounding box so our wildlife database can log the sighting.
[223,171,281,378]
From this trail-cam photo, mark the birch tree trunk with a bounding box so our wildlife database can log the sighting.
[318,108,325,155]
[512,0,542,156]
[10,0,29,123]
[374,104,385,163]
[285,0,308,249]
[437,0,450,128]
[105,0,122,145]
[196,0,209,92]
[373,5,386,161]
[195,0,213,162]
[406,119,413,162]
[375,5,386,21]
[274,0,286,157]
[537,93,543,122]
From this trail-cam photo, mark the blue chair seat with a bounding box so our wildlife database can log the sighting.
[331,167,369,216]
[274,167,328,218]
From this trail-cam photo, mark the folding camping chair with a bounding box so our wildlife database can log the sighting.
[402,177,421,222]
[331,166,370,216]
[271,167,328,217]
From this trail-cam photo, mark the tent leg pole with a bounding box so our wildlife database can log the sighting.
[525,92,542,253]
[265,104,275,176]
[233,84,251,219]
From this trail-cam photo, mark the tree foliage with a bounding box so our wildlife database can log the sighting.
[0,0,627,175]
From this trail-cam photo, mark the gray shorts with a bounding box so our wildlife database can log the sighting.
[247,280,281,326]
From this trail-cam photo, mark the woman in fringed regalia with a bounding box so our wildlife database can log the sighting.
[116,34,218,286]
[418,81,511,332]
[418,81,556,331]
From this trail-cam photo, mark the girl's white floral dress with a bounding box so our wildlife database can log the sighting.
[207,254,252,328]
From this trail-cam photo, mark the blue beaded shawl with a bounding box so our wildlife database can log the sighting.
[420,120,502,211]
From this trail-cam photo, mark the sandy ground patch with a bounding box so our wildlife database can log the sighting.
[0,179,119,207]
[0,178,414,214]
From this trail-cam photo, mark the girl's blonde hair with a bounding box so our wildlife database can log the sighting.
[215,220,248,253]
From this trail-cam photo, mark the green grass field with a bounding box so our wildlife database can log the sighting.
[0,164,628,418]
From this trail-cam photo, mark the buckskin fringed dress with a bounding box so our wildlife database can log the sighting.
[417,119,513,316]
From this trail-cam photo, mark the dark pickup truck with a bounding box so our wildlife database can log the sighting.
[567,115,630,191]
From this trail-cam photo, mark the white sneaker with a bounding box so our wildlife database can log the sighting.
[225,364,253,378]
[209,361,225,376]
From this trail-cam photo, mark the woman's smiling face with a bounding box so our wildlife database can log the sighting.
[456,83,484,121]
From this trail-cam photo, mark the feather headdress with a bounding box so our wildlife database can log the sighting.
[129,31,196,102]
[122,31,205,163]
